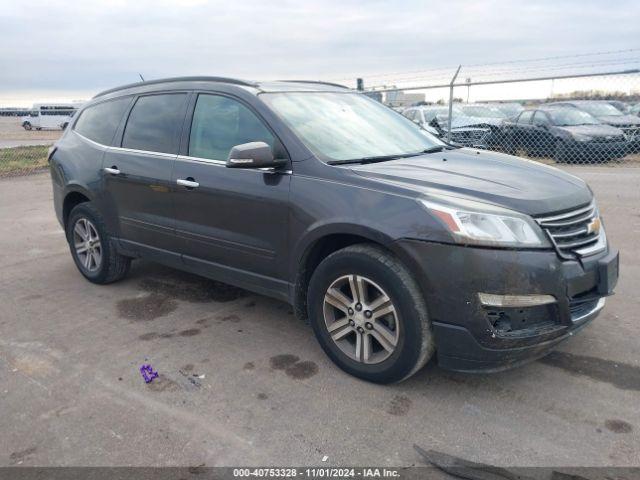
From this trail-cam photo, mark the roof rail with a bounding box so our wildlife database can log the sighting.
[93,76,258,98]
[278,80,349,89]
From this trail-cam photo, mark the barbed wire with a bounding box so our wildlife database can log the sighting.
[326,48,640,85]
[366,59,640,89]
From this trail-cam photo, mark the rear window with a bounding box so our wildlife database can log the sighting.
[122,94,187,154]
[74,98,130,145]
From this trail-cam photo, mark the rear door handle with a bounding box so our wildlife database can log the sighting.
[177,178,199,189]
[104,166,120,175]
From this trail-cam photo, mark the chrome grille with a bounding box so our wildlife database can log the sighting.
[535,202,606,258]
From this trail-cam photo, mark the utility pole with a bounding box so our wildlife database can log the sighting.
[447,65,462,143]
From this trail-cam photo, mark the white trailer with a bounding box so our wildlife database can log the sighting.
[21,103,81,131]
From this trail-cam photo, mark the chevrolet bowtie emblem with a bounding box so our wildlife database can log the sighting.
[587,217,601,235]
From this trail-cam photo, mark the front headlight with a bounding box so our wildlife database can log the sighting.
[419,198,550,247]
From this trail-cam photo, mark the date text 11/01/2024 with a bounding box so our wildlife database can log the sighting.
[232,468,400,478]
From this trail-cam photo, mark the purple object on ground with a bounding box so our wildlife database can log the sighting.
[140,364,158,383]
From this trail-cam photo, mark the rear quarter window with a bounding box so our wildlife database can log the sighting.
[122,94,187,154]
[74,98,131,145]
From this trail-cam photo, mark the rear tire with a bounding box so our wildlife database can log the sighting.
[23,122,32,131]
[66,202,131,284]
[307,244,435,383]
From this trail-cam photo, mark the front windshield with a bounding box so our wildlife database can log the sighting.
[260,92,443,162]
[495,103,523,117]
[460,105,506,118]
[423,107,462,122]
[579,102,622,116]
[546,109,600,126]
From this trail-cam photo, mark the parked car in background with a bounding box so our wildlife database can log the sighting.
[21,103,79,131]
[547,100,640,151]
[491,102,524,119]
[401,106,443,136]
[456,103,508,148]
[630,103,640,117]
[459,103,507,121]
[606,100,630,113]
[402,105,495,148]
[504,107,627,162]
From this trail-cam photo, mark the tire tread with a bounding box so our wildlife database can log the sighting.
[308,243,435,383]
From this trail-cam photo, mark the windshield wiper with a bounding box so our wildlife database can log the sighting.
[328,152,422,165]
[327,145,454,166]
[420,146,447,154]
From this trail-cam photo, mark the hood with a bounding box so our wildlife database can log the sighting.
[434,115,502,130]
[595,114,640,126]
[350,148,591,216]
[555,124,624,137]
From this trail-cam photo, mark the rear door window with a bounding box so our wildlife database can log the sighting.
[517,111,534,124]
[188,94,274,161]
[74,98,130,145]
[122,94,187,154]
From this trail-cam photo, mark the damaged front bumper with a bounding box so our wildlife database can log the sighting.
[395,239,619,373]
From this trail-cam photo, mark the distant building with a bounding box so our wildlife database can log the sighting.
[362,91,383,103]
[384,90,425,108]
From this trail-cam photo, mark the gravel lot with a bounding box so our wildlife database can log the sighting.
[0,168,638,468]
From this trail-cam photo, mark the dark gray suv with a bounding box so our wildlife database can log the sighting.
[49,77,619,383]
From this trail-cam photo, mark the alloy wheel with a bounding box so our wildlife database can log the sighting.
[73,218,102,272]
[323,274,399,364]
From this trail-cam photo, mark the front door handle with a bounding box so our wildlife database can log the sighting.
[177,178,199,189]
[104,166,120,175]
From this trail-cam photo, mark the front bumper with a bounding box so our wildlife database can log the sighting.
[395,239,619,372]
[566,140,628,161]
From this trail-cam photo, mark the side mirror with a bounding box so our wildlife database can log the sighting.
[225,142,287,169]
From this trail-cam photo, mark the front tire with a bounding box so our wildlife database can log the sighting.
[66,202,131,284]
[23,122,32,131]
[307,244,435,383]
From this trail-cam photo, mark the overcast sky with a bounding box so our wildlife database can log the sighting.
[1,0,639,105]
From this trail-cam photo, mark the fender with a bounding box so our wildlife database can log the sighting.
[63,182,95,202]
[291,220,397,281]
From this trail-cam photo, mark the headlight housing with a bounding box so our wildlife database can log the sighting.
[419,198,550,247]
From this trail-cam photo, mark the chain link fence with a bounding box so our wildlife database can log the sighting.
[0,117,59,177]
[366,69,640,166]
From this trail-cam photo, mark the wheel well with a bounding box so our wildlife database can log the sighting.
[293,234,387,322]
[63,191,90,229]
